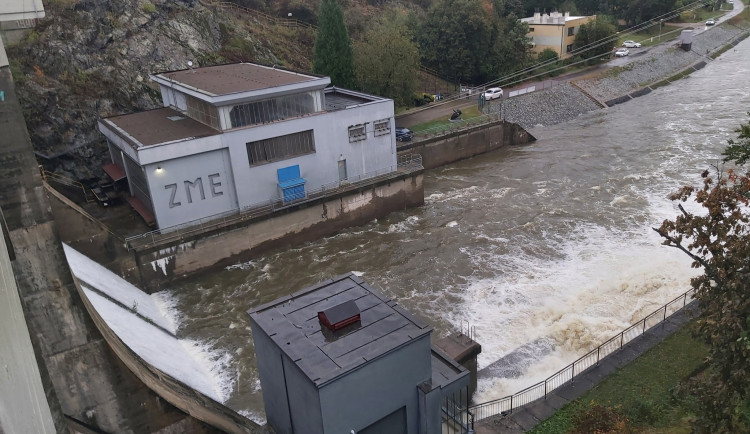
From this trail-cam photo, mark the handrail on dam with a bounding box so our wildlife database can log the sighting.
[124,154,423,250]
[469,287,698,421]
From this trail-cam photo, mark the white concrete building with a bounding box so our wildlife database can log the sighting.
[98,63,398,231]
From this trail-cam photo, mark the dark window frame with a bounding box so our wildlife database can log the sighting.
[246,130,316,166]
[349,124,367,143]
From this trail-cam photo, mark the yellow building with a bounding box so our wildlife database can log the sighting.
[521,12,596,58]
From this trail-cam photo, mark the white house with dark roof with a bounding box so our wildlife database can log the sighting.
[98,62,398,230]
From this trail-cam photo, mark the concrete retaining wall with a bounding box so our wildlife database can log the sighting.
[397,120,535,170]
[135,173,424,291]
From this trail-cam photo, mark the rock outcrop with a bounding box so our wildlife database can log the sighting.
[7,0,312,180]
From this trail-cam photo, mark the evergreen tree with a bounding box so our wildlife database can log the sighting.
[313,0,355,88]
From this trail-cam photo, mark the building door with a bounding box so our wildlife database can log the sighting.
[338,159,347,182]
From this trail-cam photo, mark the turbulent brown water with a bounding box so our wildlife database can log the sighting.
[157,42,750,422]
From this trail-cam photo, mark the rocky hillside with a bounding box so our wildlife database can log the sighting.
[7,0,315,180]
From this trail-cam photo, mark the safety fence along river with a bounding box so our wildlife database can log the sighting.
[469,287,697,421]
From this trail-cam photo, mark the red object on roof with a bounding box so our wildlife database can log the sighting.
[103,163,127,182]
[126,196,155,226]
[318,300,361,332]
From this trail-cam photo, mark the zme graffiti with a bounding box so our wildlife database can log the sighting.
[165,174,223,208]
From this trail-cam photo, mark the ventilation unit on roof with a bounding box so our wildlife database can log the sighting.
[318,300,360,332]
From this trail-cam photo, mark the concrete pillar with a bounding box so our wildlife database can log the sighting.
[434,333,482,399]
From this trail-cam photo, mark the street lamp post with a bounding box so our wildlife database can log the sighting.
[659,19,663,41]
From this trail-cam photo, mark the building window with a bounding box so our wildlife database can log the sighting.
[529,27,535,32]
[229,91,320,129]
[185,95,220,130]
[246,130,315,165]
[567,27,575,36]
[349,124,366,143]
[566,44,573,53]
[373,119,390,136]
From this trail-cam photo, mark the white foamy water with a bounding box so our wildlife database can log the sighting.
[164,40,750,418]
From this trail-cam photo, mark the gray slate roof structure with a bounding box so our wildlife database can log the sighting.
[249,273,432,387]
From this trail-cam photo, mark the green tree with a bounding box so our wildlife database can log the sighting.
[558,0,582,15]
[573,17,617,62]
[654,116,750,433]
[488,14,533,77]
[352,12,419,106]
[313,0,355,88]
[537,48,560,63]
[621,0,676,25]
[418,0,497,83]
[722,113,750,165]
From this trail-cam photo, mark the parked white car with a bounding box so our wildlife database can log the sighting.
[622,40,641,48]
[706,19,716,26]
[614,48,630,57]
[483,87,503,100]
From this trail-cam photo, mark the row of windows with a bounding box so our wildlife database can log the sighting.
[246,130,315,165]
[186,95,220,130]
[230,92,319,129]
[348,118,391,143]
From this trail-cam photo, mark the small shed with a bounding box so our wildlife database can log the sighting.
[248,273,471,434]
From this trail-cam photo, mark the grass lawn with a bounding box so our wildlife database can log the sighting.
[409,105,484,133]
[677,7,727,23]
[529,324,707,434]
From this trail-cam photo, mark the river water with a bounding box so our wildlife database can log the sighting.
[158,42,750,422]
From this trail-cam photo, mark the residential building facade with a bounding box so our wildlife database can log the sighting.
[522,11,596,58]
[98,62,398,231]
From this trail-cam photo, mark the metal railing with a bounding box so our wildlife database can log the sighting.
[469,287,697,421]
[40,169,95,203]
[124,154,423,250]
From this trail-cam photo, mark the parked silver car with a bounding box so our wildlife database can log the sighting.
[622,40,641,48]
[483,87,503,101]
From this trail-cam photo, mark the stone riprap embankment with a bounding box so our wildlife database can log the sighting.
[486,21,749,130]
[489,83,602,130]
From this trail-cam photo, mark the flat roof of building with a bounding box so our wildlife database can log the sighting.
[249,273,432,387]
[324,89,374,111]
[102,107,219,147]
[521,14,587,24]
[155,63,321,96]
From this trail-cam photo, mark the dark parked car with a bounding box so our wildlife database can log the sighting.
[396,127,413,142]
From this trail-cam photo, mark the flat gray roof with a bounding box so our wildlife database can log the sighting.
[249,273,432,387]
[324,89,373,111]
[101,107,219,147]
[156,63,321,96]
